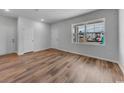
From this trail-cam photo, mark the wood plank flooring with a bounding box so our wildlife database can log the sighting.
[0,48,123,83]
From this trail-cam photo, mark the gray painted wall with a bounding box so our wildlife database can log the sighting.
[17,17,51,55]
[51,9,119,62]
[0,16,17,55]
[119,10,124,72]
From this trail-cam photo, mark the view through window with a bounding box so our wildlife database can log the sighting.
[72,18,105,45]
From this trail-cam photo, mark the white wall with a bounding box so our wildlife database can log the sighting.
[33,21,51,51]
[17,17,51,55]
[119,10,124,72]
[0,16,17,55]
[51,9,119,62]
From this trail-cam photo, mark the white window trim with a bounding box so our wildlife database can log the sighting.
[71,18,105,46]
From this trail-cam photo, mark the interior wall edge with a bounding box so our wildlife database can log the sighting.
[118,63,124,74]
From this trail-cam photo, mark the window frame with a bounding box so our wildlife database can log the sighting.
[72,18,105,46]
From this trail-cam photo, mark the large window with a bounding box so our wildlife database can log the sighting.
[72,18,105,45]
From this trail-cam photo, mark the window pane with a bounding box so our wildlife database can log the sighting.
[85,22,105,45]
[77,25,86,43]
[78,25,85,33]
[86,24,94,32]
[95,22,104,32]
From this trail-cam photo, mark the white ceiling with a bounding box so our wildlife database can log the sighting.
[0,9,97,24]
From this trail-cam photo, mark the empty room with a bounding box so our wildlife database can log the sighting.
[0,9,124,83]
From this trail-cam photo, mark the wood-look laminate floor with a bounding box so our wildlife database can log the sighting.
[0,48,123,83]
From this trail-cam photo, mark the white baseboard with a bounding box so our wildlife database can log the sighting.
[33,48,50,52]
[17,52,24,55]
[53,48,119,64]
[17,48,50,56]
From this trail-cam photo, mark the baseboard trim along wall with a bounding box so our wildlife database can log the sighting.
[52,48,124,73]
[52,48,119,64]
[17,52,24,56]
[17,48,50,56]
[33,48,50,52]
